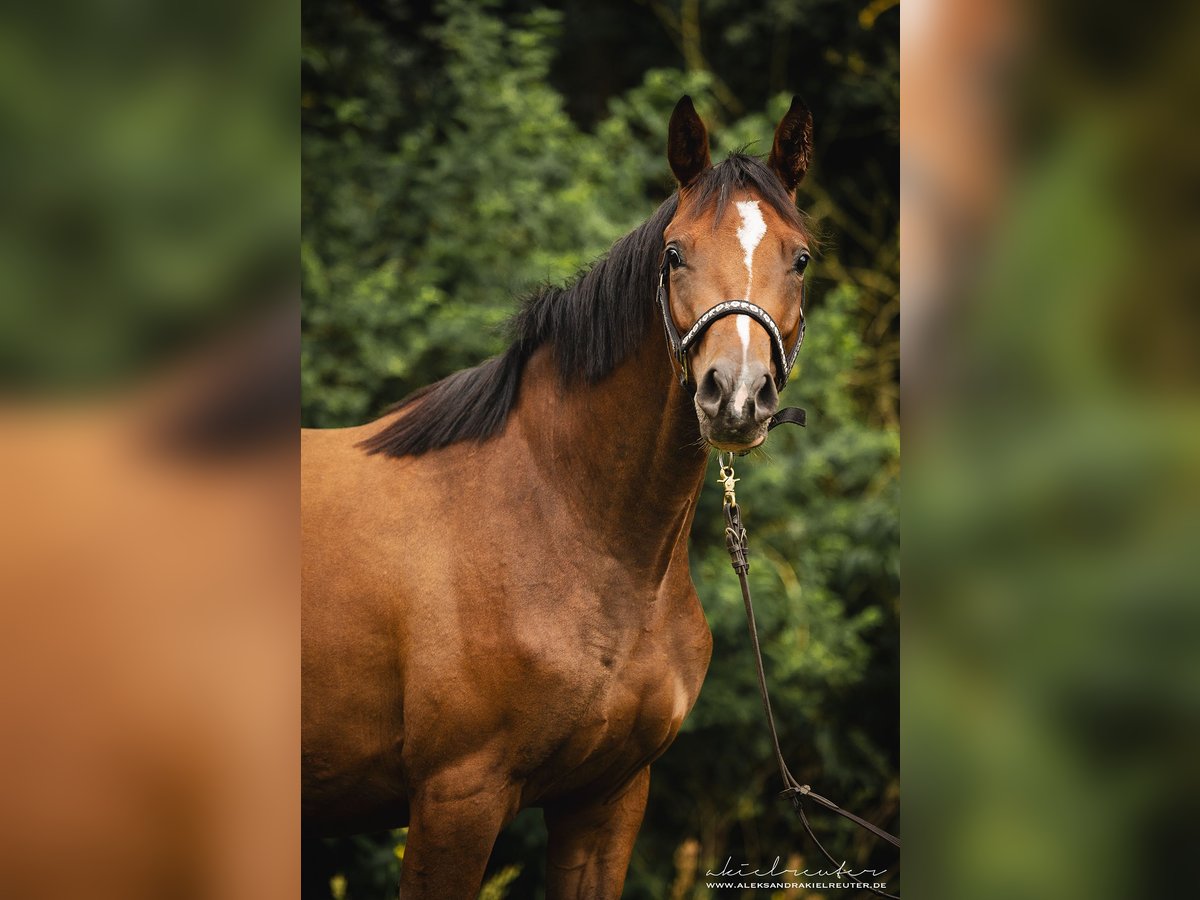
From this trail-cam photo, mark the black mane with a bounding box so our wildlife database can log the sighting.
[359,153,808,458]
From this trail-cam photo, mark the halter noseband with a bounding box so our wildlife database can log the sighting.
[655,255,806,392]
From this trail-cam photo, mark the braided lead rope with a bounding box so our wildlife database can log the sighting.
[718,456,900,899]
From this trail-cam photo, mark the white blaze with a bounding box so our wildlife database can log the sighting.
[736,311,752,348]
[735,199,767,294]
[732,200,767,409]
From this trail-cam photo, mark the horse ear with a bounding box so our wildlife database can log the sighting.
[768,96,814,194]
[667,95,712,188]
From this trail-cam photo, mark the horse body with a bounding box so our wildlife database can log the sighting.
[302,96,816,898]
[302,339,713,892]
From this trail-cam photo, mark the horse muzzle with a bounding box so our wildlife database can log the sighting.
[694,358,779,450]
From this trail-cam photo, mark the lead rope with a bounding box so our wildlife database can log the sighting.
[717,453,900,899]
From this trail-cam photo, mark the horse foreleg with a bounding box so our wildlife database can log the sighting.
[543,767,651,900]
[398,771,516,900]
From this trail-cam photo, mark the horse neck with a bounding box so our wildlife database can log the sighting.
[513,320,709,579]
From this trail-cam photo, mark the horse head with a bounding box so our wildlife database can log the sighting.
[660,96,814,452]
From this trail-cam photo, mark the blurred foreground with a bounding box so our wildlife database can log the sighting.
[904,1,1200,898]
[0,317,298,898]
[0,1,296,898]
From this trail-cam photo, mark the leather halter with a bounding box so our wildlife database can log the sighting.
[655,255,806,393]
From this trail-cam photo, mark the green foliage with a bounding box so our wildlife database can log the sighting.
[479,863,524,900]
[303,1,897,896]
[303,0,711,427]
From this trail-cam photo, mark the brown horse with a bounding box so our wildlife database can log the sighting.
[302,96,815,899]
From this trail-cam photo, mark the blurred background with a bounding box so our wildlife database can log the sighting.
[302,1,898,898]
[903,0,1200,899]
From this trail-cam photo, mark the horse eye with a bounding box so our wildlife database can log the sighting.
[666,247,683,269]
[794,252,811,274]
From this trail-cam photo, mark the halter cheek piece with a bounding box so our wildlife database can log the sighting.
[656,255,807,429]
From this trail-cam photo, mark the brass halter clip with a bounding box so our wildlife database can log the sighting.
[717,451,740,509]
[717,451,749,573]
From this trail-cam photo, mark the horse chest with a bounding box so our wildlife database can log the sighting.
[532,591,711,797]
[601,659,696,748]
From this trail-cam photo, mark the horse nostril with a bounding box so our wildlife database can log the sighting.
[696,366,727,418]
[753,373,778,422]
